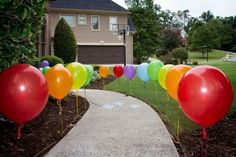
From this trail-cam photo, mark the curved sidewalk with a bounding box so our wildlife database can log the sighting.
[45,89,179,157]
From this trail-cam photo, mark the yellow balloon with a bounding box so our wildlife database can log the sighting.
[66,62,87,90]
[165,65,192,101]
[158,64,174,89]
[99,66,109,78]
[45,65,73,100]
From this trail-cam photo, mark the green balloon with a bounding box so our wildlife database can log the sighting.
[66,62,87,90]
[158,64,174,89]
[42,66,51,75]
[147,60,163,82]
[84,65,94,86]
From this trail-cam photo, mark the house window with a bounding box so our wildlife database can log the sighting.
[91,15,100,31]
[60,15,75,27]
[109,16,117,31]
[78,15,86,25]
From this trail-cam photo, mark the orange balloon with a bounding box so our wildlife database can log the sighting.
[45,65,73,100]
[99,66,109,78]
[165,65,191,101]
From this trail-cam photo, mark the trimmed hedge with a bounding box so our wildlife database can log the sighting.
[0,0,46,71]
[171,47,189,64]
[54,18,77,63]
[40,55,64,67]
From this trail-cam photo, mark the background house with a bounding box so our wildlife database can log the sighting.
[38,0,135,64]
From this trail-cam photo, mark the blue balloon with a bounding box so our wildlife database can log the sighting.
[137,63,150,83]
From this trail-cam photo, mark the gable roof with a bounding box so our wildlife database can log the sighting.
[51,0,129,13]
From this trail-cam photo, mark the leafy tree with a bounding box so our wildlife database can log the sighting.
[0,0,46,71]
[159,28,182,53]
[200,10,214,23]
[220,16,236,52]
[157,9,175,28]
[54,18,77,63]
[126,0,160,63]
[189,25,220,56]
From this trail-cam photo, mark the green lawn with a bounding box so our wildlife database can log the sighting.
[104,50,236,136]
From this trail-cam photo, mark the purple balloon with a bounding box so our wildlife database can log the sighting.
[40,60,49,68]
[124,65,136,80]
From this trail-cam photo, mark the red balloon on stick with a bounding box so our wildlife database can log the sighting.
[178,66,233,128]
[0,64,49,138]
[113,65,124,78]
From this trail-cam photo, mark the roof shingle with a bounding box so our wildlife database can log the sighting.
[51,0,129,13]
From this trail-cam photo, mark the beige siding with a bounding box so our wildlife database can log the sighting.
[50,10,133,63]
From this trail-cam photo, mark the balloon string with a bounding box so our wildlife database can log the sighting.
[57,100,64,134]
[144,82,147,89]
[117,78,119,88]
[165,91,169,115]
[201,128,207,157]
[17,123,24,140]
[102,78,105,87]
[76,94,79,116]
[202,127,207,140]
[153,81,158,105]
[176,107,181,141]
[129,80,132,95]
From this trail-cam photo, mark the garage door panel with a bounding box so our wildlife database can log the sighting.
[78,46,124,64]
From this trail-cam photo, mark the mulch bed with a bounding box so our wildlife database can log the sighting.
[86,75,116,89]
[0,75,235,157]
[178,114,236,157]
[0,96,89,157]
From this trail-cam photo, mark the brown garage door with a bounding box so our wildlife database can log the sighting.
[78,46,124,64]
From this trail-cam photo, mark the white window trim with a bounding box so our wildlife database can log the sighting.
[109,16,117,31]
[78,14,87,25]
[59,14,76,27]
[91,15,100,31]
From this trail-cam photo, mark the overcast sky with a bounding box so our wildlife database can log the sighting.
[113,0,236,17]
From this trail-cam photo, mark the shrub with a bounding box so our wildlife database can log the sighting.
[93,65,100,71]
[156,48,169,57]
[30,56,40,68]
[171,47,189,64]
[54,18,77,63]
[0,0,46,72]
[192,60,198,65]
[40,55,64,67]
[172,59,179,65]
[159,53,172,64]
[232,44,236,52]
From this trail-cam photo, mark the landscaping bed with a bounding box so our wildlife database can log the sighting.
[0,95,89,157]
[178,114,236,157]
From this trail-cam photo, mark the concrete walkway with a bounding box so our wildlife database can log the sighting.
[45,89,179,157]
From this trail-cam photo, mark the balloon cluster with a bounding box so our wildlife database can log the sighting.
[0,60,233,140]
[109,61,234,133]
[0,61,95,138]
[40,60,51,75]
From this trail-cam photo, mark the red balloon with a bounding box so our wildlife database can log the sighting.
[113,65,124,78]
[0,64,49,124]
[178,66,233,127]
